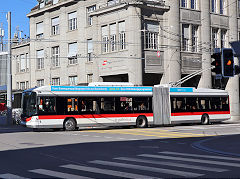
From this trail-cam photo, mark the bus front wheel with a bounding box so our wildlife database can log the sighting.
[201,114,209,125]
[64,118,76,131]
[136,116,148,128]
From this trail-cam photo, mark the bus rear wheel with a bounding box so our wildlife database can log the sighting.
[201,114,209,125]
[136,116,148,128]
[64,118,76,131]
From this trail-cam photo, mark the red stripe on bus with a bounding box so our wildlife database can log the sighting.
[171,111,230,116]
[26,117,32,122]
[38,113,153,119]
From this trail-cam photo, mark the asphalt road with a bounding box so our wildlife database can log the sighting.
[0,122,240,178]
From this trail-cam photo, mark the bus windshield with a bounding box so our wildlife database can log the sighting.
[22,92,37,117]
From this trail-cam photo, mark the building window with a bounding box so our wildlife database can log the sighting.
[26,53,29,72]
[37,79,44,87]
[191,0,196,9]
[16,82,19,90]
[37,50,44,70]
[181,0,187,8]
[53,0,59,5]
[20,54,26,72]
[16,56,20,73]
[87,5,96,26]
[145,21,159,50]
[182,24,189,51]
[68,42,78,64]
[110,23,117,52]
[192,25,198,52]
[212,28,218,49]
[107,0,119,6]
[68,12,77,31]
[87,74,93,83]
[87,39,93,62]
[102,25,109,53]
[20,82,26,90]
[119,21,126,50]
[52,77,60,85]
[212,0,217,13]
[52,46,60,67]
[36,22,44,39]
[221,29,227,48]
[69,76,78,86]
[51,17,59,35]
[145,32,158,50]
[26,81,29,89]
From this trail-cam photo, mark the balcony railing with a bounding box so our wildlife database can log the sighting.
[99,0,166,9]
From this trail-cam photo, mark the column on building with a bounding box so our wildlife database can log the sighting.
[226,0,240,120]
[198,0,212,88]
[160,0,181,85]
[127,6,143,86]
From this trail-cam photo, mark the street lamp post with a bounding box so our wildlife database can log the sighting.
[6,11,12,125]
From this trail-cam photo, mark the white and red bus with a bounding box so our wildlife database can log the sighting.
[21,85,230,130]
[168,87,230,125]
[21,85,153,130]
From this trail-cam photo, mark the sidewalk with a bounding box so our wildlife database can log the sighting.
[0,124,31,133]
[222,118,240,124]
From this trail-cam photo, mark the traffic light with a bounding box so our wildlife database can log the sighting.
[211,52,222,75]
[222,48,234,77]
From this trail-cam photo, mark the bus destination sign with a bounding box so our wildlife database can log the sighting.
[51,86,153,92]
[170,87,194,93]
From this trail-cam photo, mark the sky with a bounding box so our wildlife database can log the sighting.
[0,0,37,40]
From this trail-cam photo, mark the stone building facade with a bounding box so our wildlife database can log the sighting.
[12,0,240,120]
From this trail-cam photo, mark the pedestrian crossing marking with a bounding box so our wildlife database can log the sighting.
[61,164,158,179]
[1,150,240,178]
[114,157,228,172]
[160,151,240,162]
[81,128,212,138]
[29,169,92,179]
[140,154,240,167]
[90,160,203,178]
[0,173,29,179]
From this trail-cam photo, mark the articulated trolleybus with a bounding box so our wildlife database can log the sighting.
[21,85,230,130]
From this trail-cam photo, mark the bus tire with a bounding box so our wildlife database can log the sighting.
[201,114,209,125]
[136,116,148,128]
[64,118,76,131]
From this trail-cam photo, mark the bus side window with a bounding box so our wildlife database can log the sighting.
[199,98,206,111]
[221,97,229,111]
[38,97,56,114]
[171,98,177,113]
[100,97,115,113]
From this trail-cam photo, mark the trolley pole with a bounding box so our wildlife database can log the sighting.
[6,12,12,125]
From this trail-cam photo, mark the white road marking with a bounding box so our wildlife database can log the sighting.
[115,157,228,172]
[90,160,203,178]
[29,169,92,179]
[140,154,240,167]
[0,174,29,179]
[61,164,159,179]
[160,151,240,162]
